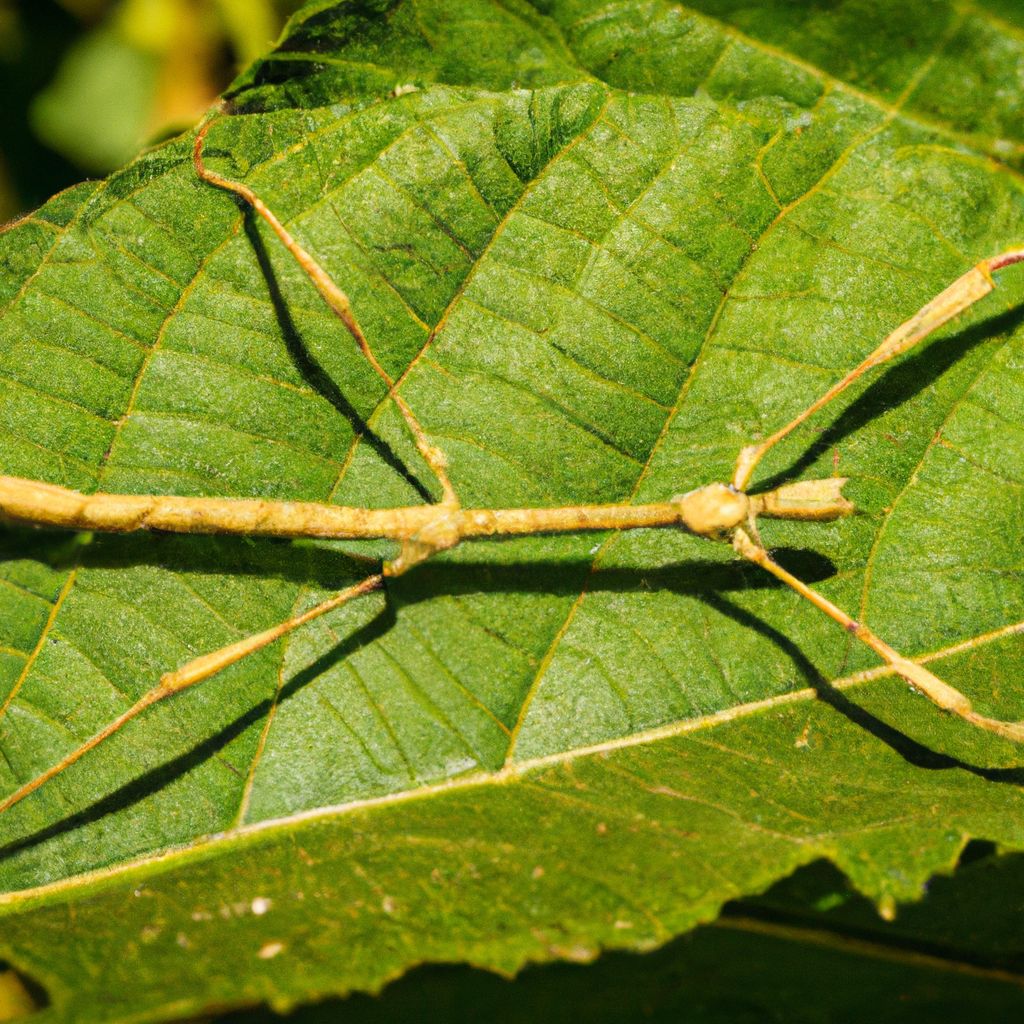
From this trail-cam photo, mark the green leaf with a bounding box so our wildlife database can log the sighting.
[2,2,1024,1021]
[209,850,1024,1023]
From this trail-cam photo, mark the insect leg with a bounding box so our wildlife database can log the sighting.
[0,573,384,815]
[732,528,1024,742]
[193,122,457,505]
[733,249,1024,490]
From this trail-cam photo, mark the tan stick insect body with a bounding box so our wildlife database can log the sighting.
[1,122,1023,816]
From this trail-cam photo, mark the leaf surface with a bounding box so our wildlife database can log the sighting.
[206,851,1024,1024]
[2,2,1024,1021]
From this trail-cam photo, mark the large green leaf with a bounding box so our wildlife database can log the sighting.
[2,1,1024,1020]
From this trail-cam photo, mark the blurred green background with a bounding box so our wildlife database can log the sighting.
[0,0,304,222]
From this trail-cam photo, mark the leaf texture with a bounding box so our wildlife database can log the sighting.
[1,2,1024,1020]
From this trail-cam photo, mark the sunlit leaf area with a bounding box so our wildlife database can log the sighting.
[1,2,1024,1021]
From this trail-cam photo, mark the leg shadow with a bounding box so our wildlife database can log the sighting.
[0,598,396,860]
[755,304,1024,493]
[244,213,433,503]
[705,592,1024,786]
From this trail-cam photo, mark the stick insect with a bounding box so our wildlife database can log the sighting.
[1,119,1023,818]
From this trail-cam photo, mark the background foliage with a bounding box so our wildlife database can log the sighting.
[0,0,303,220]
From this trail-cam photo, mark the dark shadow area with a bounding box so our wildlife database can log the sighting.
[0,520,835,594]
[75,529,376,588]
[389,546,835,602]
[0,528,85,571]
[729,839,1024,973]
[958,838,1000,867]
[201,850,1024,1024]
[243,212,434,504]
[754,303,1024,494]
[0,1,84,220]
[0,959,49,1018]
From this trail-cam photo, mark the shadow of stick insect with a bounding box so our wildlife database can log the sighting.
[2,117,1023,817]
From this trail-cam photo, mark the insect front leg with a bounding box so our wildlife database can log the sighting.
[193,120,459,508]
[720,252,1024,743]
[733,249,1024,490]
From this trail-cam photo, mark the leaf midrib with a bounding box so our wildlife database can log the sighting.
[501,102,901,761]
[3,616,1021,908]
